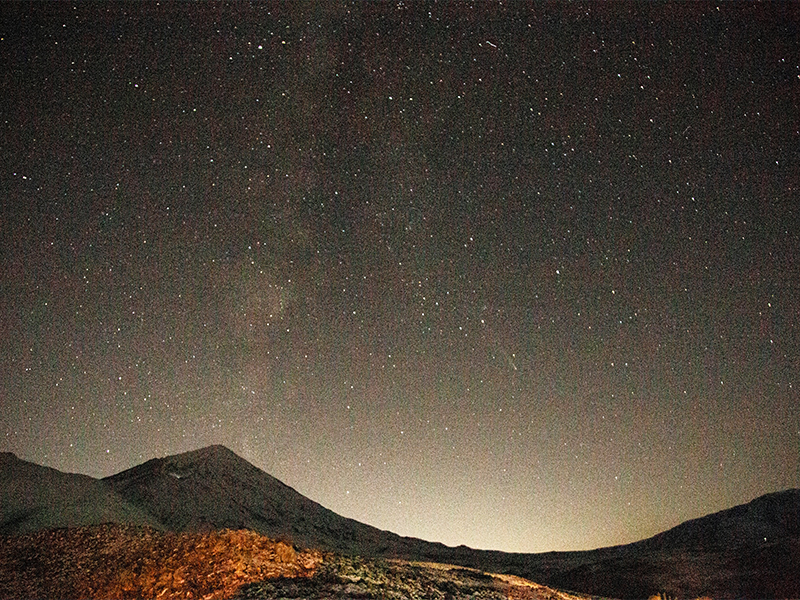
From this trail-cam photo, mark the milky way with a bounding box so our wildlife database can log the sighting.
[2,2,798,553]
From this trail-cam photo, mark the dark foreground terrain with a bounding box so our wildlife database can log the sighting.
[0,523,587,600]
[0,524,320,600]
[3,447,798,599]
[236,554,589,600]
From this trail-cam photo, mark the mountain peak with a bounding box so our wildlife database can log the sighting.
[164,444,243,466]
[104,444,390,552]
[182,444,236,457]
[3,448,798,599]
[107,445,252,482]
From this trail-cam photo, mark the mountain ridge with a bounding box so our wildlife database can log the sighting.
[103,444,434,556]
[628,487,800,552]
[0,451,163,536]
[2,445,797,598]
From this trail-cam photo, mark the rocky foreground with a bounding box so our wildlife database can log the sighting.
[235,554,588,600]
[5,449,797,599]
[0,524,589,600]
[0,524,320,600]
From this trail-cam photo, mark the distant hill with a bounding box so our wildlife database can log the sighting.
[0,452,161,535]
[491,488,800,599]
[2,445,798,599]
[632,488,800,551]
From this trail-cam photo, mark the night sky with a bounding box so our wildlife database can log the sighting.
[2,2,799,553]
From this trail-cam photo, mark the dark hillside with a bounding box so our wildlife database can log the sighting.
[0,452,161,535]
[104,445,435,557]
[3,446,797,598]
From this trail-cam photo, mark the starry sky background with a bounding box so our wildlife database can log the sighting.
[2,1,799,553]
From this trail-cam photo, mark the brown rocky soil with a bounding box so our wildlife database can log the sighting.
[0,523,321,599]
[234,554,592,600]
[0,523,592,600]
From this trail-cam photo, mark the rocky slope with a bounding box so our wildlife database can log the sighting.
[103,445,418,556]
[0,452,161,535]
[491,490,800,599]
[236,555,590,600]
[0,523,321,600]
[3,446,798,598]
[0,523,584,600]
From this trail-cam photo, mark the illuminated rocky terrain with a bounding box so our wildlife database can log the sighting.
[2,447,798,599]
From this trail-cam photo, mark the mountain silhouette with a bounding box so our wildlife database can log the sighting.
[103,444,431,556]
[501,489,800,599]
[631,488,800,552]
[0,452,161,535]
[2,445,797,599]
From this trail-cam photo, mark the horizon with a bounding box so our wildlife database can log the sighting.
[7,443,797,554]
[2,2,798,554]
